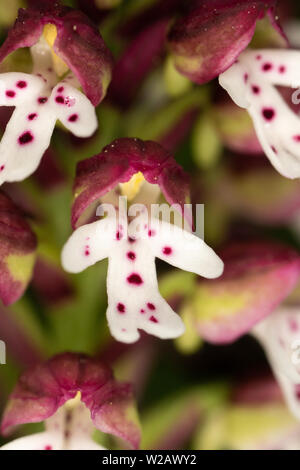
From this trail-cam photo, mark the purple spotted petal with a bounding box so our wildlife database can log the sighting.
[219,49,300,179]
[0,2,113,105]
[193,242,300,344]
[1,352,141,449]
[167,0,278,84]
[71,138,191,229]
[0,191,37,306]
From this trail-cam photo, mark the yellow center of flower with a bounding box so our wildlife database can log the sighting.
[65,391,81,409]
[120,172,145,201]
[43,24,69,77]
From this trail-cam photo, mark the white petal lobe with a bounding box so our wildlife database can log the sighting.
[0,72,98,185]
[219,49,300,179]
[62,214,223,343]
[0,431,63,450]
[253,307,300,420]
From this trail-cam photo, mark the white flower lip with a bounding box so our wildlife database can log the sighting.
[219,49,300,179]
[0,39,97,186]
[61,211,224,344]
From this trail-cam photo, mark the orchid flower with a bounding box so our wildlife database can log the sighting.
[0,1,113,185]
[0,352,141,450]
[0,190,37,306]
[61,138,224,344]
[167,0,300,178]
[219,50,300,179]
[253,306,300,421]
[167,0,286,86]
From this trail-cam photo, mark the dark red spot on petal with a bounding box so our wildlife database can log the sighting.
[0,165,5,172]
[271,145,277,154]
[6,90,15,98]
[127,273,143,285]
[162,246,172,255]
[55,96,64,104]
[116,231,123,240]
[149,315,158,323]
[293,135,300,142]
[117,302,125,313]
[279,65,286,74]
[262,63,272,72]
[128,237,136,244]
[256,54,262,60]
[147,302,155,310]
[68,114,78,122]
[28,113,37,121]
[18,131,34,145]
[251,85,260,94]
[127,251,136,261]
[38,97,48,104]
[140,309,145,314]
[148,229,156,237]
[17,80,27,89]
[262,108,275,121]
[44,445,52,450]
[65,96,76,107]
[57,86,64,93]
[244,73,248,83]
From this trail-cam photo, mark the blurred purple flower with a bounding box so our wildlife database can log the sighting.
[0,191,37,306]
[1,352,141,450]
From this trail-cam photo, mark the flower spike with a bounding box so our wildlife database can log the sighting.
[219,50,300,179]
[62,214,223,344]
